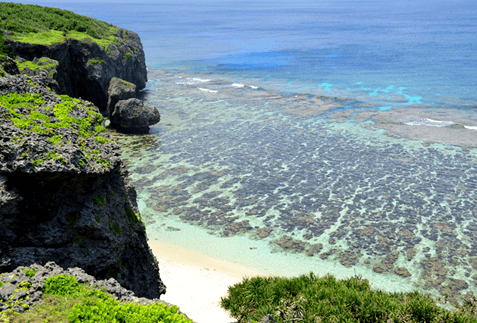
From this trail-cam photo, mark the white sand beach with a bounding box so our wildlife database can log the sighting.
[148,240,267,323]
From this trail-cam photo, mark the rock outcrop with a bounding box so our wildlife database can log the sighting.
[107,77,137,117]
[0,56,19,76]
[110,98,160,134]
[106,77,160,133]
[4,28,147,109]
[0,73,166,299]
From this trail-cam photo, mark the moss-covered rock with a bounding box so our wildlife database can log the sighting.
[0,73,118,174]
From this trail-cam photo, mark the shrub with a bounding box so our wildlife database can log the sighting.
[43,274,84,296]
[221,273,477,323]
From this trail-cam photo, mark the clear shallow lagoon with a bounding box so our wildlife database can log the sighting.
[18,0,477,303]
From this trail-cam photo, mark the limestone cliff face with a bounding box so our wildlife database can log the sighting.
[5,28,147,109]
[0,73,165,299]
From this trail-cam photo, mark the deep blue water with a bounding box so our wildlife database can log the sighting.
[12,0,477,108]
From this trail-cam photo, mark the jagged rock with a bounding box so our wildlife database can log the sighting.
[111,98,160,133]
[0,74,118,174]
[0,56,19,76]
[107,77,137,117]
[5,29,147,109]
[0,74,165,299]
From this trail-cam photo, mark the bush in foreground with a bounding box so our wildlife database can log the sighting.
[221,273,477,323]
[2,274,192,323]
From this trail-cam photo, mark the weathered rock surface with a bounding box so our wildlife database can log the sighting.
[0,56,19,76]
[0,73,165,299]
[5,29,147,109]
[107,77,137,117]
[111,98,160,133]
[0,73,118,174]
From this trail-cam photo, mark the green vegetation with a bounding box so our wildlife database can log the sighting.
[1,274,192,322]
[0,30,13,58]
[48,134,63,145]
[0,90,114,169]
[221,273,477,323]
[109,220,122,236]
[17,57,58,78]
[88,59,105,65]
[0,3,121,47]
[124,52,132,60]
[93,196,105,206]
[66,211,81,228]
[24,268,38,278]
[95,215,101,223]
[0,92,103,138]
[125,206,141,224]
[32,158,44,166]
[72,235,85,244]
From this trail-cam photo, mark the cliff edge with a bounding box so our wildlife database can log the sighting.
[0,67,165,299]
[0,2,147,109]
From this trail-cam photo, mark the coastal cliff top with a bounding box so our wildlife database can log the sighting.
[0,2,124,47]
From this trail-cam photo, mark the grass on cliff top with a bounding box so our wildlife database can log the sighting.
[0,274,192,323]
[0,2,121,46]
[221,273,477,323]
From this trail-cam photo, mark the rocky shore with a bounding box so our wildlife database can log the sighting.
[0,3,166,319]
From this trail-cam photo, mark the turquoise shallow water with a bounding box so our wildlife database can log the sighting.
[113,68,477,303]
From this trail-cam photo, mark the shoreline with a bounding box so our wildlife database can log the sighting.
[147,240,268,323]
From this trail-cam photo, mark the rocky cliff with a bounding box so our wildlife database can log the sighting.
[1,3,147,109]
[0,72,165,299]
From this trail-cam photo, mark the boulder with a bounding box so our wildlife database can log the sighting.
[107,77,137,117]
[111,98,160,133]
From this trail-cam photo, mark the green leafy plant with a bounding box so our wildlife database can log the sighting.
[43,274,83,296]
[24,268,38,278]
[124,52,132,59]
[32,158,44,166]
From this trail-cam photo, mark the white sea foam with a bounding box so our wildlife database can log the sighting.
[175,77,211,85]
[249,85,259,89]
[231,83,245,88]
[404,118,455,127]
[465,126,477,130]
[198,87,218,93]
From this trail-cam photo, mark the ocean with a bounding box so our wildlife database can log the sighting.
[13,0,477,303]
